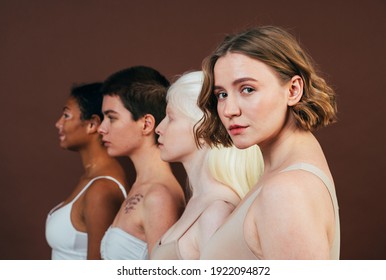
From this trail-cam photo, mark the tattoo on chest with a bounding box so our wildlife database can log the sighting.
[124,193,144,214]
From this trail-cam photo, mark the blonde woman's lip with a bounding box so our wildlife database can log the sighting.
[229,124,248,135]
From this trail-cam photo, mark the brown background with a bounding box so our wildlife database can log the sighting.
[0,0,385,260]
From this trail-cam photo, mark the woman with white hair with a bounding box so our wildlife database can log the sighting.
[151,71,263,259]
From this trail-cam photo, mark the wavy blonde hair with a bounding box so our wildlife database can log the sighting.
[167,71,263,198]
[196,26,337,147]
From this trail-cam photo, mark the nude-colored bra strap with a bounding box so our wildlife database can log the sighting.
[280,162,339,211]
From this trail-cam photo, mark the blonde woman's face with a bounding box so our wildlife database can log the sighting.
[213,52,290,149]
[155,104,197,163]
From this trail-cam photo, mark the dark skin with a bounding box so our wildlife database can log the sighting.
[55,97,128,259]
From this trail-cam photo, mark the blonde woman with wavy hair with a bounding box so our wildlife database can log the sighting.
[196,26,340,260]
[151,71,263,260]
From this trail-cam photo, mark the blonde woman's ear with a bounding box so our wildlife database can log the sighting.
[287,75,304,106]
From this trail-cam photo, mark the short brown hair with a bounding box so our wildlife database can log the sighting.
[196,26,337,147]
[101,66,170,141]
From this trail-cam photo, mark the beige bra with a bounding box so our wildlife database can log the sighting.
[151,199,235,260]
[200,163,340,260]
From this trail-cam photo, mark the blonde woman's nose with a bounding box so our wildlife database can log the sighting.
[223,98,241,118]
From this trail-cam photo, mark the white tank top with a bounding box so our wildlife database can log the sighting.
[101,227,148,259]
[45,176,127,260]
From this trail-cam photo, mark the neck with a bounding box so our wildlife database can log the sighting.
[129,140,172,184]
[79,139,111,177]
[260,119,314,174]
[181,147,213,196]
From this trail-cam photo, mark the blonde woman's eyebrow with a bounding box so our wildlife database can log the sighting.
[214,77,258,90]
[232,77,258,85]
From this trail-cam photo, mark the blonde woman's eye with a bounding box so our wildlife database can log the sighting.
[241,87,254,94]
[215,91,228,100]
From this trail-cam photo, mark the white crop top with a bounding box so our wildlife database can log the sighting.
[45,176,127,260]
[101,227,148,260]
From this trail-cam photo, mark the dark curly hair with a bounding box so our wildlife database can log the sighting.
[70,82,104,121]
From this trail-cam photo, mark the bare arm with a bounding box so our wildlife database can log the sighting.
[83,180,125,259]
[197,200,235,254]
[252,172,333,259]
[142,185,182,255]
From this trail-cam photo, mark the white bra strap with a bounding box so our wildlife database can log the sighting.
[71,176,127,203]
[102,176,127,198]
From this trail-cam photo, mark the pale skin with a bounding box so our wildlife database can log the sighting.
[154,104,240,259]
[213,52,336,259]
[98,95,185,255]
[55,97,127,259]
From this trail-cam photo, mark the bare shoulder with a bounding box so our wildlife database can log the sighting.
[83,178,126,204]
[81,178,125,231]
[258,169,331,205]
[252,169,333,226]
[142,182,182,207]
[246,169,334,259]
